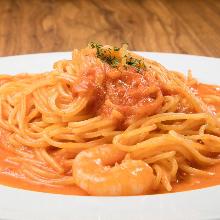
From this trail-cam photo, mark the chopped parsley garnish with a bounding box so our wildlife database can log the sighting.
[88,42,146,72]
[111,57,120,67]
[89,42,102,49]
[126,56,146,72]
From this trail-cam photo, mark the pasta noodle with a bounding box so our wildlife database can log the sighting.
[0,43,220,196]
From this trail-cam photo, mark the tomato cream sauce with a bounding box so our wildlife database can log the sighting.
[0,83,220,195]
[0,139,87,195]
[73,65,163,126]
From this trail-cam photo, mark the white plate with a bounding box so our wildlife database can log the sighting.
[0,52,220,220]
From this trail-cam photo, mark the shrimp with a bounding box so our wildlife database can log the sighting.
[72,144,155,196]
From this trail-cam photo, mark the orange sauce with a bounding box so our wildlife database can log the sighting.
[173,162,220,192]
[0,83,220,195]
[73,66,163,126]
[0,147,87,195]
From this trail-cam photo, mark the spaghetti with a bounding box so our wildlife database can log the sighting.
[0,43,220,196]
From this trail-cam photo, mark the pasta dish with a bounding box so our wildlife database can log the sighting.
[0,43,220,196]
